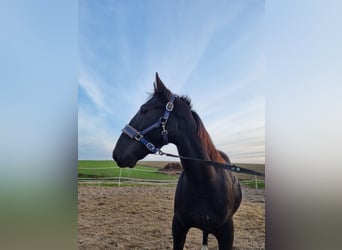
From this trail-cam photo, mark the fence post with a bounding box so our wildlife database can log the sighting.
[118,168,122,187]
[255,175,258,189]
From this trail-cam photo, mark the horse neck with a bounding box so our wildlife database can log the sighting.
[175,131,218,182]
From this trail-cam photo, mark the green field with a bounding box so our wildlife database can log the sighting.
[240,179,265,189]
[78,160,178,180]
[78,160,264,188]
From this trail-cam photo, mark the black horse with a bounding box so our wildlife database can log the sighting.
[113,73,242,250]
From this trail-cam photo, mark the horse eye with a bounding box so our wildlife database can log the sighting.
[140,105,149,114]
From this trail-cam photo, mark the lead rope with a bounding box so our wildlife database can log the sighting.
[157,149,265,177]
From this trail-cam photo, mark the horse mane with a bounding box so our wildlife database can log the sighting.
[164,91,224,164]
[191,111,226,164]
[153,81,225,163]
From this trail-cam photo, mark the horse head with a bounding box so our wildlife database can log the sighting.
[113,73,188,168]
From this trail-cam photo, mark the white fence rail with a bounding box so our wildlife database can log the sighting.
[79,166,264,188]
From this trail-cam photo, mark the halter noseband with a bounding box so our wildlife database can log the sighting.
[122,94,177,154]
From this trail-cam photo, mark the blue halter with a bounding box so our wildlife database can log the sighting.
[122,94,177,154]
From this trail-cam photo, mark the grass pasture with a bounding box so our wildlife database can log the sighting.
[78,160,264,188]
[78,160,178,182]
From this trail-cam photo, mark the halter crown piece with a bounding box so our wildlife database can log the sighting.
[122,94,177,154]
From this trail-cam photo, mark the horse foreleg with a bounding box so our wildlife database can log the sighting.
[172,215,189,250]
[214,218,234,250]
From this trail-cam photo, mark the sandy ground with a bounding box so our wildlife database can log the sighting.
[78,185,264,250]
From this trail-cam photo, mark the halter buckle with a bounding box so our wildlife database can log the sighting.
[166,102,174,111]
[134,133,143,141]
[146,142,155,151]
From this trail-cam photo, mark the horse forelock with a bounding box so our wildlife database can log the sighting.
[191,111,226,164]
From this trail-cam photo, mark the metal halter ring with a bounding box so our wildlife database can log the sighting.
[159,117,167,124]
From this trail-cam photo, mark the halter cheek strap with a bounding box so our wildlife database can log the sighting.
[122,94,177,154]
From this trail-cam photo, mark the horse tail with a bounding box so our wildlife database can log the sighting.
[202,231,208,250]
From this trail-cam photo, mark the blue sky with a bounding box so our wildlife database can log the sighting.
[78,0,265,163]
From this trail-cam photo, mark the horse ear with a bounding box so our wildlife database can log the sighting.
[154,72,165,90]
[154,72,171,98]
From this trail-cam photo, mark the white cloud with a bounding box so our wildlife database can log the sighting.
[78,68,113,114]
[206,96,265,163]
[78,107,117,159]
